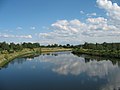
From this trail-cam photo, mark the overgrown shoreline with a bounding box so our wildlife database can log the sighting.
[0,48,72,67]
[72,49,120,59]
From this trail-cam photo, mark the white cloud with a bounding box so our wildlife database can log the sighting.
[87,17,107,24]
[96,0,120,34]
[16,27,23,30]
[87,13,97,17]
[30,27,36,30]
[0,33,32,39]
[80,10,85,14]
[16,35,32,39]
[39,18,119,44]
[86,17,118,31]
[38,0,120,44]
[51,19,86,33]
[39,19,86,44]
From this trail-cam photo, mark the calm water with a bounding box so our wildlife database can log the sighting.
[0,51,120,90]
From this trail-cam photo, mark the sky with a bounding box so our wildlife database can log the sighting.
[0,0,120,45]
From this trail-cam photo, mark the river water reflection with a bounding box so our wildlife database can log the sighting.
[0,51,120,90]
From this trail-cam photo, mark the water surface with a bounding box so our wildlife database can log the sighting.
[0,51,120,90]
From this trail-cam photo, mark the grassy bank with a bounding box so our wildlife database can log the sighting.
[41,48,71,53]
[72,48,120,58]
[0,48,39,67]
[0,48,71,67]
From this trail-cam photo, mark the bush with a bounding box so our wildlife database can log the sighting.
[1,50,8,54]
[8,49,14,53]
[4,54,9,60]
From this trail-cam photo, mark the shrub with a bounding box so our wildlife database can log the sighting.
[1,50,8,54]
[4,54,9,60]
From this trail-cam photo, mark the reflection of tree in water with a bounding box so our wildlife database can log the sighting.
[0,64,8,70]
[73,53,120,66]
[51,53,58,56]
[10,58,27,65]
[42,53,58,56]
[84,57,90,63]
[42,51,71,56]
[0,58,28,70]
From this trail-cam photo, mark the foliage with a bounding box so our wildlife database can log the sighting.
[4,54,9,60]
[72,42,120,58]
[0,42,40,53]
[81,42,120,51]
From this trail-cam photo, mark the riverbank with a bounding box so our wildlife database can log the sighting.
[72,49,120,58]
[0,48,72,67]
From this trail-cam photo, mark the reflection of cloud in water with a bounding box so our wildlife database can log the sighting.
[31,65,36,69]
[38,52,120,90]
[39,53,118,77]
[101,68,120,90]
[26,58,32,61]
[53,60,118,77]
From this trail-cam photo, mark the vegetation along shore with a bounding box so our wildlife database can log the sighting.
[0,42,71,67]
[72,42,120,58]
[1,41,120,67]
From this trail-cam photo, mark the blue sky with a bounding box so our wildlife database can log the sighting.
[0,0,120,44]
[0,0,99,28]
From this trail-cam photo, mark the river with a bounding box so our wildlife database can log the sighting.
[0,51,120,90]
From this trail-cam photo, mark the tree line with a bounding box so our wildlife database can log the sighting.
[80,42,120,51]
[42,44,74,48]
[72,42,120,58]
[0,42,40,53]
[0,42,73,54]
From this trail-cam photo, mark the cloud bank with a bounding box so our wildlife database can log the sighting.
[0,33,32,39]
[39,0,120,44]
